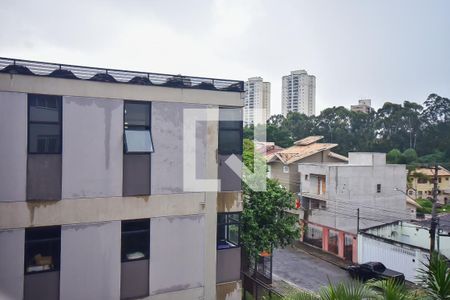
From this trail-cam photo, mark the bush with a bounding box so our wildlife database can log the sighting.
[387,149,402,164]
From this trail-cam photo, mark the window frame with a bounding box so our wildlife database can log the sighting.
[217,213,241,250]
[123,101,154,154]
[283,165,290,173]
[376,184,381,193]
[27,94,63,154]
[24,226,61,275]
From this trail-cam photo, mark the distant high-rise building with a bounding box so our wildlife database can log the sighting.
[281,70,316,116]
[351,99,373,114]
[244,77,271,125]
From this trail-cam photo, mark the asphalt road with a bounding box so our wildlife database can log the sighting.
[272,246,351,291]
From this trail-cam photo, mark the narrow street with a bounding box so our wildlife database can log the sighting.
[273,246,351,292]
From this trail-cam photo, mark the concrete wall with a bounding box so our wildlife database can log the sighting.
[123,154,150,196]
[0,92,27,202]
[151,102,207,194]
[365,222,450,258]
[300,162,407,234]
[218,154,242,192]
[216,281,242,300]
[216,247,241,283]
[149,215,205,296]
[0,73,243,107]
[62,96,123,199]
[0,229,24,300]
[348,152,386,166]
[358,233,428,282]
[0,193,208,229]
[60,221,121,300]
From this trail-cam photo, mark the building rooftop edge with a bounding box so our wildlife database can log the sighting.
[0,56,245,93]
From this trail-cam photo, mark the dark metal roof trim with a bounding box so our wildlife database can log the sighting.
[0,57,244,93]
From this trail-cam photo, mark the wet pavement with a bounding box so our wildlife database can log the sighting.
[272,246,351,291]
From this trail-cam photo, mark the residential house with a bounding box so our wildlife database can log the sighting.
[408,166,450,204]
[358,215,450,282]
[266,136,347,192]
[255,141,284,167]
[298,153,408,262]
[0,57,244,300]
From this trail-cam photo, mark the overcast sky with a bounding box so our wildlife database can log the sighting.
[1,0,449,114]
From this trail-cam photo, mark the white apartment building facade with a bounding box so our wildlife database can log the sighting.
[281,70,315,116]
[244,77,271,125]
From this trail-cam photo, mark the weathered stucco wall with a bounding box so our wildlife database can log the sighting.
[149,214,205,296]
[62,96,123,199]
[151,102,207,194]
[300,162,407,233]
[60,221,121,300]
[0,229,24,300]
[216,247,241,283]
[0,92,27,202]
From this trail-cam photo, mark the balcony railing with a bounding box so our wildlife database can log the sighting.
[0,57,244,92]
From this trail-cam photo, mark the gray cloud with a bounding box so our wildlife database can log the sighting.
[0,0,449,114]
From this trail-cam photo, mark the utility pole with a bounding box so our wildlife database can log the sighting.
[430,164,439,253]
[357,208,360,233]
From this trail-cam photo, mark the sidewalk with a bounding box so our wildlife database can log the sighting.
[292,241,353,270]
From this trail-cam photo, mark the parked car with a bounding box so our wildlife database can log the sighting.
[346,262,405,283]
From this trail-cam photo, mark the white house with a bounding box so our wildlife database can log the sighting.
[358,216,450,282]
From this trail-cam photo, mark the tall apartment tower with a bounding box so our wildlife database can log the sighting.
[0,58,244,300]
[244,77,271,125]
[281,70,316,116]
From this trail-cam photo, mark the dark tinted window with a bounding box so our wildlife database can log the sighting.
[24,226,61,274]
[124,101,154,153]
[121,219,150,262]
[218,130,242,154]
[28,94,62,154]
[217,213,240,249]
[373,263,386,272]
[29,124,61,153]
[124,102,150,127]
[218,108,242,155]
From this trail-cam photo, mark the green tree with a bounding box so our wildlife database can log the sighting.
[387,149,402,164]
[418,252,450,299]
[402,148,418,164]
[267,114,293,148]
[244,124,254,140]
[241,139,299,259]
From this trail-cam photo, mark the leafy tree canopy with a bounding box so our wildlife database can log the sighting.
[241,139,299,259]
[243,94,450,165]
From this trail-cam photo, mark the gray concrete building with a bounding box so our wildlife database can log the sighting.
[0,58,244,300]
[298,153,408,262]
